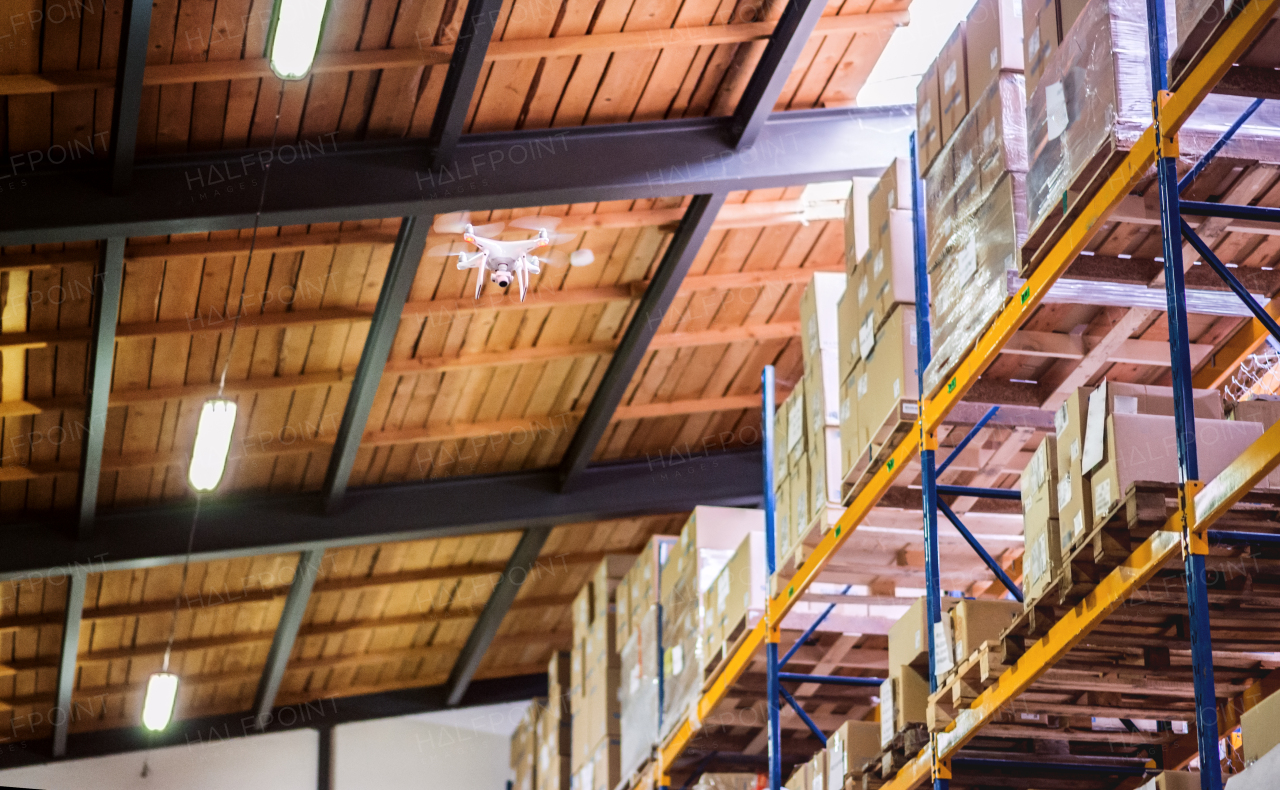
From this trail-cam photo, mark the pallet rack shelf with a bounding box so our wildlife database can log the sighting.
[654,1,1280,789]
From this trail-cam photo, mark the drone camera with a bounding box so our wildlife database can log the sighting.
[491,271,512,288]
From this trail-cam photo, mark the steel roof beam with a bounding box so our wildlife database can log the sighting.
[0,108,913,246]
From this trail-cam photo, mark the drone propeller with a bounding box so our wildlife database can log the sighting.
[509,215,562,232]
[433,211,505,237]
[426,243,467,258]
[569,249,595,267]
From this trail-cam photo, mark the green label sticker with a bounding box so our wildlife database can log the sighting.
[788,586,795,598]
[835,526,842,537]
[1062,191,1069,214]
[947,377,957,393]
[1021,286,1031,305]
[887,458,895,472]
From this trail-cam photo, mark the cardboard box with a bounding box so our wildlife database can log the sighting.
[1021,0,1057,97]
[975,73,1028,195]
[800,272,847,366]
[1057,0,1089,35]
[845,176,879,270]
[774,474,793,562]
[806,749,826,790]
[966,0,1024,100]
[513,700,542,790]
[547,651,572,725]
[916,62,944,175]
[879,665,931,747]
[807,425,842,527]
[838,372,861,488]
[574,736,620,790]
[889,596,962,673]
[1081,382,1224,476]
[787,378,808,468]
[592,555,633,626]
[537,707,573,790]
[1137,772,1201,790]
[826,720,881,787]
[864,210,916,331]
[855,306,918,459]
[1242,686,1280,763]
[1232,397,1280,431]
[838,286,860,386]
[618,536,676,648]
[661,507,764,737]
[1055,387,1092,551]
[1022,436,1062,603]
[1090,414,1266,524]
[784,761,808,790]
[704,534,771,668]
[789,459,810,558]
[774,393,791,479]
[949,599,1022,663]
[805,345,841,429]
[938,24,969,144]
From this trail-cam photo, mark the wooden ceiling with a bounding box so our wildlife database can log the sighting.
[0,0,909,746]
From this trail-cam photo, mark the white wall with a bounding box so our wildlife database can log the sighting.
[0,727,317,790]
[0,701,531,790]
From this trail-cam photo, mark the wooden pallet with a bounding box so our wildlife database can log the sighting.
[926,641,1008,732]
[857,724,928,789]
[701,612,754,691]
[842,401,916,503]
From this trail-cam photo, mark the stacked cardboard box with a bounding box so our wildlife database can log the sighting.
[825,720,882,788]
[538,654,572,790]
[882,597,959,748]
[837,160,919,494]
[944,599,1022,670]
[513,700,543,790]
[691,775,768,790]
[1231,396,1280,431]
[1242,687,1280,764]
[661,507,764,739]
[618,536,676,782]
[912,0,1029,398]
[1021,434,1061,605]
[843,177,879,274]
[800,273,847,538]
[571,556,633,790]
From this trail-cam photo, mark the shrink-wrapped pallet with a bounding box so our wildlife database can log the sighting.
[923,173,1027,397]
[618,606,660,781]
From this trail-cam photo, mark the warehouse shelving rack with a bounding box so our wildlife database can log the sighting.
[652,1,1280,789]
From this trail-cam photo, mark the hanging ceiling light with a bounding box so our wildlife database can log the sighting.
[267,0,333,80]
[188,399,237,493]
[142,672,179,731]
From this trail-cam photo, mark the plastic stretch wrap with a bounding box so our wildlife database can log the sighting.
[619,606,660,780]
[924,73,1027,265]
[924,173,1027,397]
[1026,0,1161,234]
[692,774,766,790]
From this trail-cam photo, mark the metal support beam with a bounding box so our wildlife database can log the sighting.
[322,216,430,511]
[937,500,1023,602]
[1208,529,1280,547]
[558,193,728,488]
[935,484,1020,501]
[1,449,761,581]
[445,527,551,705]
[52,568,87,758]
[427,0,504,163]
[317,726,334,790]
[937,406,999,475]
[107,0,152,193]
[76,238,125,537]
[252,549,324,728]
[1180,200,1280,223]
[1181,218,1280,343]
[762,364,782,790]
[730,0,828,148]
[1178,98,1264,191]
[778,686,826,745]
[779,584,852,667]
[777,672,881,687]
[0,107,912,247]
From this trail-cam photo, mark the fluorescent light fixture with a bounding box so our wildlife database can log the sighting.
[188,399,237,493]
[267,0,332,80]
[142,672,179,731]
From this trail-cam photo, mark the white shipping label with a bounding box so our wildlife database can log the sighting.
[857,375,868,400]
[671,644,684,676]
[788,403,804,450]
[1071,438,1080,462]
[807,315,819,348]
[857,277,869,305]
[903,401,919,415]
[840,397,850,421]
[874,249,885,277]
[933,620,955,674]
[920,99,932,125]
[892,378,901,400]
[1057,473,1073,512]
[1054,402,1069,434]
[958,237,978,277]
[983,119,997,149]
[879,679,896,748]
[1094,478,1113,521]
[860,315,876,359]
[1082,385,1108,473]
[909,323,917,347]
[1045,81,1068,140]
[943,61,957,92]
[989,47,999,70]
[1072,511,1083,548]
[887,189,895,209]
[716,573,729,609]
[1028,533,1047,583]
[850,335,859,361]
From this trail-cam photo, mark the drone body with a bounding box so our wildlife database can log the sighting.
[457,225,549,301]
[433,212,598,302]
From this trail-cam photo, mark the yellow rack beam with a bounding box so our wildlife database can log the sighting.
[655,0,1280,784]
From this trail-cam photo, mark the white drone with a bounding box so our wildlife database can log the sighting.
[431,212,596,302]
